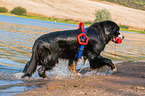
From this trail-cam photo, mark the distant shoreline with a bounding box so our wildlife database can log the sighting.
[0,13,144,34]
[1,0,145,32]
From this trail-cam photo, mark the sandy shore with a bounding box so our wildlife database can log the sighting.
[14,62,145,96]
[0,0,145,30]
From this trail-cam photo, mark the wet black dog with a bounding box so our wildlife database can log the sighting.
[22,20,124,78]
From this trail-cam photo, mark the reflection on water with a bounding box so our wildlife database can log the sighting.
[0,15,145,95]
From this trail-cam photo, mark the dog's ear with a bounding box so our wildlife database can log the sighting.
[101,21,113,35]
[102,20,119,35]
[104,26,111,35]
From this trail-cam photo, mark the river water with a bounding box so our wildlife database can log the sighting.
[0,15,145,96]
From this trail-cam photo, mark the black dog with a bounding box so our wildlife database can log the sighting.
[22,20,124,78]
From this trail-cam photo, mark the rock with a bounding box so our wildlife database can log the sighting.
[131,86,145,90]
[140,75,145,78]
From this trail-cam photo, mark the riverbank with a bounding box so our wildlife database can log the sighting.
[14,62,145,96]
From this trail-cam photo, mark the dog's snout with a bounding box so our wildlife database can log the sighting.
[118,34,124,40]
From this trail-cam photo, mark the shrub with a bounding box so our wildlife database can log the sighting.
[0,7,8,13]
[95,8,112,22]
[119,24,129,29]
[10,7,27,15]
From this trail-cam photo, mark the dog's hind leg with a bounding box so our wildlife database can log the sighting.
[21,43,39,78]
[37,46,58,78]
[22,61,30,73]
[38,66,49,78]
[21,54,38,78]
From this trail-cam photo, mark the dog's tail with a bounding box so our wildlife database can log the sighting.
[22,41,39,78]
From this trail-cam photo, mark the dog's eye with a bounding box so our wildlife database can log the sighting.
[115,31,120,36]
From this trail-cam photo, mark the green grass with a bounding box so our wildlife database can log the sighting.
[121,29,145,34]
[0,13,144,34]
[119,24,145,34]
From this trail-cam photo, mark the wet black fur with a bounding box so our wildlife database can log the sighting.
[22,20,121,78]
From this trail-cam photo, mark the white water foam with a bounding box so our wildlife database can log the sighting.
[14,59,117,80]
[14,73,25,79]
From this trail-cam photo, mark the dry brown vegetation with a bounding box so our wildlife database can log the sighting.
[0,0,145,30]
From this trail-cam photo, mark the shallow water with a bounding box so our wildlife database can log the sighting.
[0,15,145,96]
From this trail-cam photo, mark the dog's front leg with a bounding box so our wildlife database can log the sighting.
[70,62,81,75]
[98,55,117,72]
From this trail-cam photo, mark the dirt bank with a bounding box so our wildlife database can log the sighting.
[0,0,145,30]
[14,62,145,96]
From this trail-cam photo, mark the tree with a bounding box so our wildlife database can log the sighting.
[10,7,27,15]
[0,7,8,13]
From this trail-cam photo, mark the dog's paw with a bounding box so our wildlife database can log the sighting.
[105,67,117,75]
[76,72,82,76]
[112,67,117,72]
[112,64,117,72]
[14,73,25,79]
[21,73,32,79]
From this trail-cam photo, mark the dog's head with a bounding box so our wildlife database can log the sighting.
[101,20,124,44]
[89,20,124,44]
